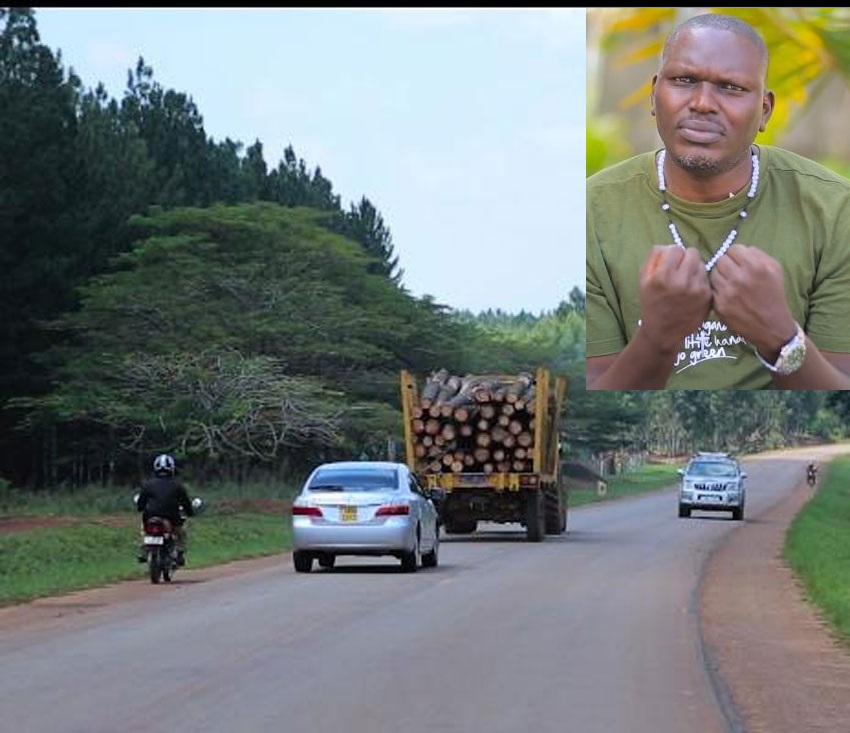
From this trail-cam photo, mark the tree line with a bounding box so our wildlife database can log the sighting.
[0,8,585,488]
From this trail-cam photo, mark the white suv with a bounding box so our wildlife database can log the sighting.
[677,452,747,521]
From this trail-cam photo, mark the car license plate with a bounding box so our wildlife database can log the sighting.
[340,505,358,522]
[144,536,164,545]
[698,495,721,502]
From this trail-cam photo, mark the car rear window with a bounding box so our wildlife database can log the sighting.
[686,461,737,477]
[308,468,398,491]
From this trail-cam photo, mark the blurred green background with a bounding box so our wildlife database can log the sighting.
[587,8,850,179]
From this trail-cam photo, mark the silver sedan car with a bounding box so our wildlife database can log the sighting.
[291,461,442,573]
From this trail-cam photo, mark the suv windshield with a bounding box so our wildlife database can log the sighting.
[309,468,398,491]
[686,461,738,478]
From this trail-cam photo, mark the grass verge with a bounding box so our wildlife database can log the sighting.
[784,455,850,647]
[568,463,680,507]
[0,484,296,607]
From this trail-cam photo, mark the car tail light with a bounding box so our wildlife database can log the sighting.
[375,504,410,516]
[145,522,164,535]
[292,505,323,517]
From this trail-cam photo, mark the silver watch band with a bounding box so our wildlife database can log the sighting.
[753,322,806,375]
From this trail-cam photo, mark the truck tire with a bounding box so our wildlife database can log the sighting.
[526,490,545,542]
[545,488,566,535]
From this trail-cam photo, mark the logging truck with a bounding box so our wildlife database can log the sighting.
[399,367,567,542]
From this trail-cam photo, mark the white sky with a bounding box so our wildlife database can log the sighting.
[35,8,586,315]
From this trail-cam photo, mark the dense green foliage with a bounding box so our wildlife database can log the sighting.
[0,8,583,488]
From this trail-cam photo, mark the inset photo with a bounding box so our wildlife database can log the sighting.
[586,8,850,390]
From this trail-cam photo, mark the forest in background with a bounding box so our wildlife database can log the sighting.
[1,8,848,492]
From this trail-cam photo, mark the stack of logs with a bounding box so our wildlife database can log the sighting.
[410,369,538,475]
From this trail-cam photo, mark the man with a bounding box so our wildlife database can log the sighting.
[586,12,850,389]
[136,453,196,566]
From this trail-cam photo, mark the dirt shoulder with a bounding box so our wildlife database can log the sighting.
[700,477,850,733]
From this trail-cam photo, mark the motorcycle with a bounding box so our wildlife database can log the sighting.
[807,469,818,487]
[142,515,179,584]
[134,495,204,584]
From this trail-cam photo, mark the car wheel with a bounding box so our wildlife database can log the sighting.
[731,506,743,521]
[293,551,313,573]
[400,532,420,573]
[422,529,439,569]
[678,504,690,518]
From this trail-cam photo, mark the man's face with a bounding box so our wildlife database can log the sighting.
[651,27,773,176]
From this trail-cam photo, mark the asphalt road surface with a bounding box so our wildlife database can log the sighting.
[0,448,843,733]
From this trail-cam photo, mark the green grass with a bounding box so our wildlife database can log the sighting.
[568,463,680,507]
[0,479,300,607]
[0,513,291,607]
[784,456,850,648]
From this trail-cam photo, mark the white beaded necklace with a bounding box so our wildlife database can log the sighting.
[657,148,760,272]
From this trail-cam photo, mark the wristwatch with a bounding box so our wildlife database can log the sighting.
[753,321,807,375]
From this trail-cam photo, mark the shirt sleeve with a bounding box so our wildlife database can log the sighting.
[806,194,850,353]
[586,208,627,357]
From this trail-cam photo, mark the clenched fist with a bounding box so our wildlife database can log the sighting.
[639,245,713,352]
[709,244,797,358]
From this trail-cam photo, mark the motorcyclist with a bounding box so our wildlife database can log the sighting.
[136,453,196,566]
[806,461,819,485]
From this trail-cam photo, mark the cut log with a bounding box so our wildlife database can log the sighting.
[516,431,533,447]
[508,419,524,435]
[436,374,463,404]
[420,368,449,408]
[475,432,492,448]
[473,447,490,464]
[505,372,534,403]
[453,405,477,423]
[491,426,509,444]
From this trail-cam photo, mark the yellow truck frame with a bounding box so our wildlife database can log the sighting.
[400,367,567,542]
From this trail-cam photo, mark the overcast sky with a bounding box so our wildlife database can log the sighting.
[35,8,586,315]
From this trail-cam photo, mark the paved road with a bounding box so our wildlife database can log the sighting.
[0,451,827,733]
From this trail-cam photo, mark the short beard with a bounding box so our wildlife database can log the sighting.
[672,149,748,179]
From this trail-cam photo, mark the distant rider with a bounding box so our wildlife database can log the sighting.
[136,453,195,566]
[806,462,819,486]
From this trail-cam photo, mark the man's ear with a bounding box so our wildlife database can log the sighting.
[650,75,658,117]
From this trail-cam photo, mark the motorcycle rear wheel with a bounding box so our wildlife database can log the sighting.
[148,549,163,584]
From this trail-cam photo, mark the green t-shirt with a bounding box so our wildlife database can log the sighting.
[586,145,850,389]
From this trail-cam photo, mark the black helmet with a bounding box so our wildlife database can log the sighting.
[153,453,176,476]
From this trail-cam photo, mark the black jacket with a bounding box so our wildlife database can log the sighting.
[137,475,194,524]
